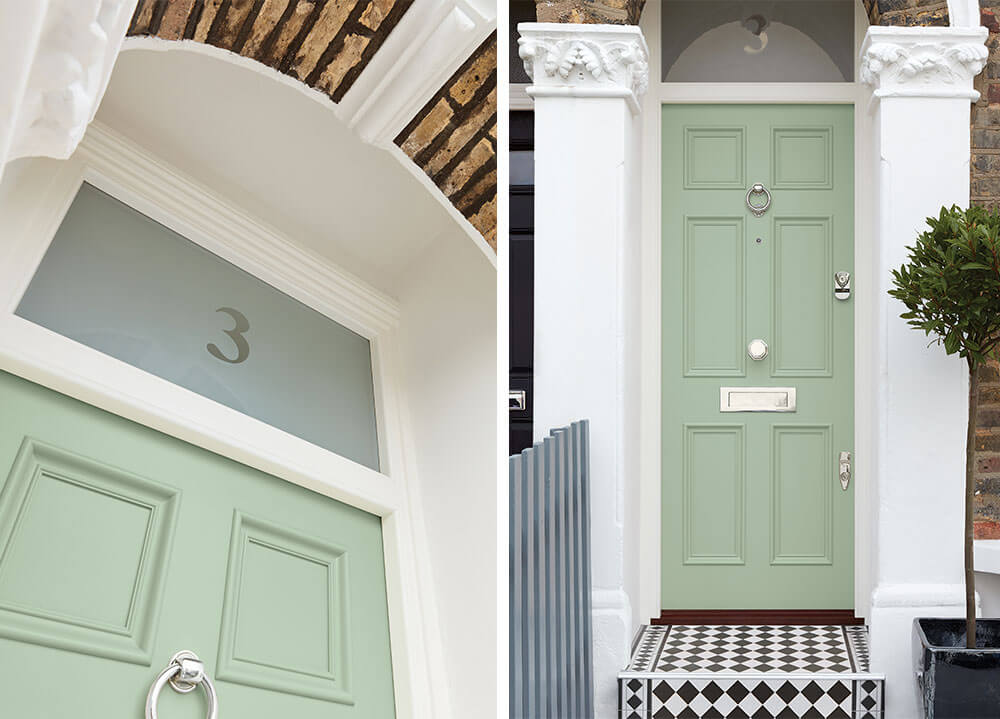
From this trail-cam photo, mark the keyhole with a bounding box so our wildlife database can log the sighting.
[755,237,763,244]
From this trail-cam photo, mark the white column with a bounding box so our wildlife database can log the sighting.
[0,0,135,181]
[519,22,648,718]
[861,25,988,719]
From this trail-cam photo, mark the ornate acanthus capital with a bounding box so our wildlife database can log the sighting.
[860,26,988,100]
[518,23,649,114]
[0,0,135,179]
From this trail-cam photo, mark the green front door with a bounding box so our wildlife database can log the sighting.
[0,370,396,717]
[661,104,854,610]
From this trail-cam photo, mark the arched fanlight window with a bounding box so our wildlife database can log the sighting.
[662,1,855,82]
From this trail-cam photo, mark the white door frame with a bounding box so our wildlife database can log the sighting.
[635,0,876,622]
[0,122,440,719]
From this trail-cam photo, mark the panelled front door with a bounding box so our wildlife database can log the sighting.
[661,104,854,610]
[0,371,396,717]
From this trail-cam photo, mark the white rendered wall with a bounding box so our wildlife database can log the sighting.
[395,229,498,719]
[520,22,648,717]
[861,25,988,719]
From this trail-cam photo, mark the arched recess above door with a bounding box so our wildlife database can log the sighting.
[124,0,498,251]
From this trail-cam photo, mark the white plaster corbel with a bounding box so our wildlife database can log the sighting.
[860,26,988,100]
[518,23,649,114]
[0,0,137,180]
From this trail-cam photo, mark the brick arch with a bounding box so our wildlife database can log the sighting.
[127,1,497,249]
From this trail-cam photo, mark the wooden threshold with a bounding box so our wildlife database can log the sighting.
[653,609,864,625]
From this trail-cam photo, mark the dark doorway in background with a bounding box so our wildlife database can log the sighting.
[509,110,533,454]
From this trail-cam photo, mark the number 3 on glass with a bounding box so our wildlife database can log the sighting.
[207,307,250,364]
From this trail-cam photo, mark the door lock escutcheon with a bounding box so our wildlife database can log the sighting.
[834,271,851,300]
[839,451,852,491]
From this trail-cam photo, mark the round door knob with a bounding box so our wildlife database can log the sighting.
[747,339,768,361]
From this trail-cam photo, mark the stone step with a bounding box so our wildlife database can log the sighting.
[619,624,885,719]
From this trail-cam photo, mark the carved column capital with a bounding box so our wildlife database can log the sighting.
[518,23,649,113]
[861,26,988,100]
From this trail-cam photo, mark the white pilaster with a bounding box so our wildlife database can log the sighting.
[0,0,136,181]
[519,22,648,717]
[861,25,988,719]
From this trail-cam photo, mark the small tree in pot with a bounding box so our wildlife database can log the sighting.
[891,205,1000,718]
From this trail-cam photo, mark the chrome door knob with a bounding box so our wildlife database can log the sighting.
[747,339,768,361]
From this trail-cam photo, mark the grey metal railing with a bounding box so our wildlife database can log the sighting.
[510,420,593,719]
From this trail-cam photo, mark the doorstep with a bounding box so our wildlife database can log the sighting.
[618,624,885,718]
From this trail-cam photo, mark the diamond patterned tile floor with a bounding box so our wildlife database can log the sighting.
[619,625,884,718]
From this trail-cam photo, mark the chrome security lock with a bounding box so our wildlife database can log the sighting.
[834,271,851,300]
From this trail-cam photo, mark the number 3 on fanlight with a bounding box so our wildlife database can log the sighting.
[207,307,250,364]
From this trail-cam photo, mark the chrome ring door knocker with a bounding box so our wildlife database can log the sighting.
[146,650,219,719]
[746,183,772,217]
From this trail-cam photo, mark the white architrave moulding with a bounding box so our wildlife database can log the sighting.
[861,26,988,99]
[0,0,136,180]
[518,22,649,114]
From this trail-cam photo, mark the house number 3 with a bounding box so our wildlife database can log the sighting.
[207,307,250,364]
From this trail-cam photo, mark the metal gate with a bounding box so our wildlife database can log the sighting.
[510,420,593,719]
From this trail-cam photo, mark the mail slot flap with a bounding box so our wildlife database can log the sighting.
[720,387,797,412]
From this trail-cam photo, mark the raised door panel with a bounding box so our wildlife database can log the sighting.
[771,217,833,377]
[0,438,178,664]
[772,127,833,190]
[683,217,745,377]
[684,127,746,189]
[217,512,351,704]
[771,425,833,565]
[683,425,745,565]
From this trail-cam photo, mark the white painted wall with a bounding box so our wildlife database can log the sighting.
[394,228,498,719]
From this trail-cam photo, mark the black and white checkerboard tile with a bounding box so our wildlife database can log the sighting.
[619,625,884,718]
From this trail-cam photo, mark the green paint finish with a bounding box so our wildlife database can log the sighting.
[662,105,854,610]
[0,371,395,718]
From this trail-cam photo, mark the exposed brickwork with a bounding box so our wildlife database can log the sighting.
[534,0,645,25]
[127,1,497,246]
[970,4,1000,536]
[862,0,950,26]
[395,34,497,250]
[976,359,1000,538]
[128,0,414,103]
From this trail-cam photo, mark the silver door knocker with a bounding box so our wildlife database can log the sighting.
[746,183,772,217]
[146,650,219,719]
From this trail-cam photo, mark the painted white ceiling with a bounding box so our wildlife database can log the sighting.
[95,47,466,297]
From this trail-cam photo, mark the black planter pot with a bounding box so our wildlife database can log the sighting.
[914,618,1000,718]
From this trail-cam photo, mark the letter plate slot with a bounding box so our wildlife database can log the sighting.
[720,387,797,412]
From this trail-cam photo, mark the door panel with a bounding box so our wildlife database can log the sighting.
[662,104,854,610]
[683,217,745,376]
[0,370,395,718]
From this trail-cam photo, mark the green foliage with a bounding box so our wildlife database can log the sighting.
[890,205,1000,368]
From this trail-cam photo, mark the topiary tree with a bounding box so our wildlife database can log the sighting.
[890,205,1000,649]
